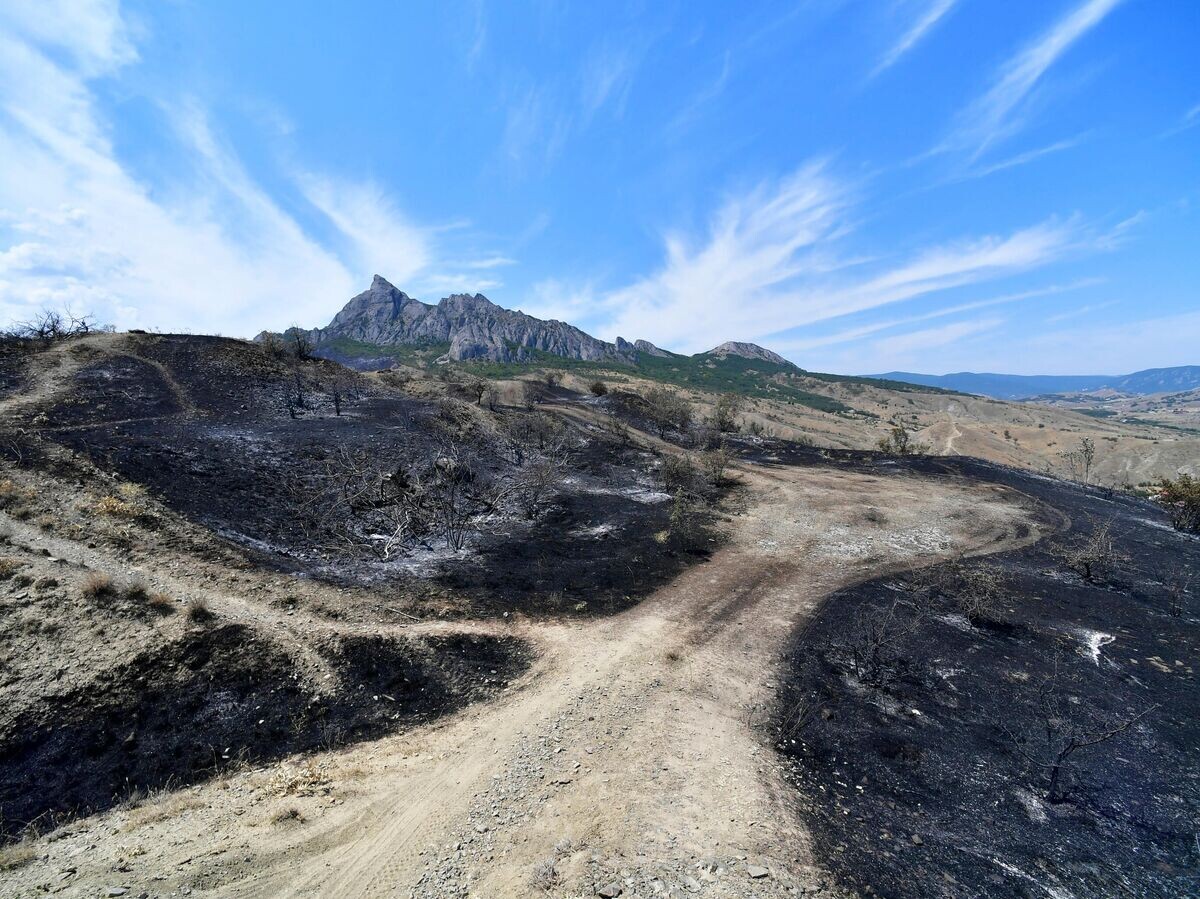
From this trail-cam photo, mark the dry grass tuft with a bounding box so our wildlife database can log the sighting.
[0,840,36,872]
[530,858,559,891]
[81,571,115,598]
[270,806,306,826]
[92,495,143,519]
[186,598,215,623]
[147,591,176,615]
[0,558,23,580]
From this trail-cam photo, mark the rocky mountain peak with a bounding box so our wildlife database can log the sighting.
[706,341,792,367]
[633,339,672,358]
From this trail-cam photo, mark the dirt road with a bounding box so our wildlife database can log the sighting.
[2,460,1043,899]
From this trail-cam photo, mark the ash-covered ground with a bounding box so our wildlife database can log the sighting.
[773,454,1199,899]
[16,334,722,618]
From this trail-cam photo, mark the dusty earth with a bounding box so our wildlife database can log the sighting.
[1,450,1038,898]
[6,332,1189,899]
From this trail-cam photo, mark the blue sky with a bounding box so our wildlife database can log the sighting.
[0,0,1197,375]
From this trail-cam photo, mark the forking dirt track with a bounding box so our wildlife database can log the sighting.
[1,443,1049,899]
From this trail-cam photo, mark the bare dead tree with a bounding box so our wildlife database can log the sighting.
[285,326,314,360]
[1078,437,1097,485]
[925,559,1009,627]
[512,454,568,519]
[4,308,111,343]
[836,598,923,687]
[999,652,1158,803]
[1056,518,1124,583]
[520,381,538,411]
[462,376,488,406]
[328,367,359,417]
[1166,567,1191,619]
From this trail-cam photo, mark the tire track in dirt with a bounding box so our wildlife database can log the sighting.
[207,461,1047,899]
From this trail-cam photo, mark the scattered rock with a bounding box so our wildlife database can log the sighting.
[747,864,770,879]
[597,882,623,898]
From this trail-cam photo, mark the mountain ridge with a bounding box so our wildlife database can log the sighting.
[871,367,1200,399]
[269,275,796,371]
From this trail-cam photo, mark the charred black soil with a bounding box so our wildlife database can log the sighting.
[773,456,1199,899]
[0,621,529,840]
[19,334,720,619]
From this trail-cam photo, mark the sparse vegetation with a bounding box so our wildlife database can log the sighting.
[710,392,742,433]
[270,806,306,825]
[530,857,559,891]
[643,386,694,438]
[837,598,923,687]
[876,422,923,455]
[589,379,608,396]
[1156,473,1200,533]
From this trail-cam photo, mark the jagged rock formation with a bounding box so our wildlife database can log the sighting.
[268,276,795,369]
[705,341,793,367]
[633,339,674,358]
[301,275,632,364]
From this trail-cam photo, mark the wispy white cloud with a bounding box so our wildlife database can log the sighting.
[953,133,1090,181]
[465,0,487,73]
[777,280,1098,352]
[417,273,502,295]
[299,175,432,286]
[517,278,600,324]
[1043,298,1117,323]
[593,162,1099,355]
[1023,310,1200,373]
[871,0,957,78]
[872,315,1004,356]
[1161,102,1200,139]
[945,0,1123,157]
[501,85,571,167]
[665,51,731,137]
[580,43,639,120]
[0,0,478,335]
[464,255,516,270]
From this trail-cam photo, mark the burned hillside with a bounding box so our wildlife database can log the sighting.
[1,333,726,618]
[774,456,1199,899]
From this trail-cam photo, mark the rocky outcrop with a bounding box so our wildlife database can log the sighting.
[305,276,632,364]
[272,276,794,369]
[633,339,673,358]
[705,341,793,367]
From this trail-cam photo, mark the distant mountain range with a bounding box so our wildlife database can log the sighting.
[870,367,1200,399]
[269,277,1196,402]
[273,275,795,371]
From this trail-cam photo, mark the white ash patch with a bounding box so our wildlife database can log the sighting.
[1015,789,1048,823]
[1076,628,1115,664]
[938,612,974,633]
[884,526,953,554]
[571,523,614,538]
